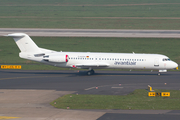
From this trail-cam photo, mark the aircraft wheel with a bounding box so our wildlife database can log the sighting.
[87,70,95,76]
[91,69,95,74]
[87,71,92,76]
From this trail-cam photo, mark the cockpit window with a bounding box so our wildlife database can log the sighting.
[163,58,171,61]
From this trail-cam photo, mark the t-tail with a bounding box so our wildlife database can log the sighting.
[5,33,55,62]
[6,33,42,53]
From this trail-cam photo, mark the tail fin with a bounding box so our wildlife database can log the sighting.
[6,33,42,53]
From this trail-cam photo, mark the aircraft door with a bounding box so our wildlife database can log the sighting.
[154,58,159,67]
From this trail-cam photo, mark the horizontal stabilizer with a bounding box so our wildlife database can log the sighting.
[5,33,25,37]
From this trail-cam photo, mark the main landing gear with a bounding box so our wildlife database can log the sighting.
[87,69,95,75]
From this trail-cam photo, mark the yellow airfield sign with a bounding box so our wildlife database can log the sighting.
[148,92,170,97]
[1,65,21,69]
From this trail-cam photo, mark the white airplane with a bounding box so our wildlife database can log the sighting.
[6,33,178,75]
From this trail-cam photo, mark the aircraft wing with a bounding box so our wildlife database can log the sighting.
[72,63,109,69]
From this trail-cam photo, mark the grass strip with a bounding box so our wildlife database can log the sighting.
[50,89,180,110]
[1,18,180,29]
[1,0,180,29]
[1,0,180,5]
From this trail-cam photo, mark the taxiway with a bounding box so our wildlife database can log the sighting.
[0,28,180,38]
[0,70,180,120]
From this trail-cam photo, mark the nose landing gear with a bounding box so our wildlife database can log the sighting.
[87,69,95,75]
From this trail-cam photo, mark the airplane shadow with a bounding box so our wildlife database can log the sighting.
[76,71,172,76]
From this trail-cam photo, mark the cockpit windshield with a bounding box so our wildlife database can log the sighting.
[162,58,171,61]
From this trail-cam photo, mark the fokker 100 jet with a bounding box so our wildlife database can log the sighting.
[6,33,178,75]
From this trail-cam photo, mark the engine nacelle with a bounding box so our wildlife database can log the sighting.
[43,54,68,63]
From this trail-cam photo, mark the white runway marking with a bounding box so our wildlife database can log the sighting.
[85,85,121,90]
[111,87,124,89]
[85,87,96,90]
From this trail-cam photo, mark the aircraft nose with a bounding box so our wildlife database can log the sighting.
[173,62,178,70]
[167,61,178,70]
[175,63,178,70]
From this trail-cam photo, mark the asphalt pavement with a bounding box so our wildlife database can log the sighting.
[0,70,180,120]
[1,28,180,38]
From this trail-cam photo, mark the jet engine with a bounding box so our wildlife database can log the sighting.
[43,54,68,63]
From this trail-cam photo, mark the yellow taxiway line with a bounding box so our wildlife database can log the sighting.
[0,116,20,119]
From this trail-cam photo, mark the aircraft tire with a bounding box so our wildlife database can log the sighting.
[91,70,95,74]
[87,70,94,75]
[87,71,92,76]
